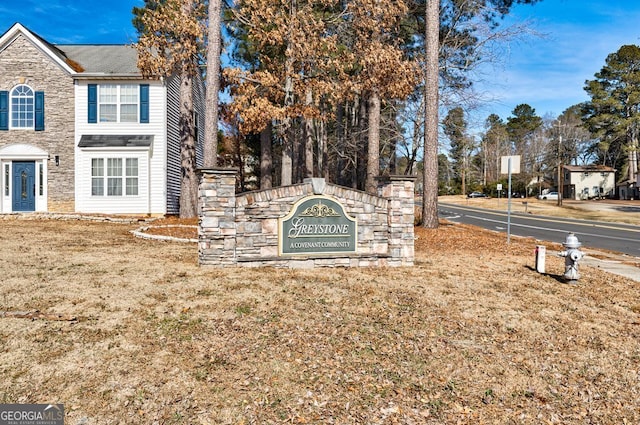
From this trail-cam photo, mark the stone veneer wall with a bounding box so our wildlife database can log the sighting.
[0,34,76,211]
[198,168,415,268]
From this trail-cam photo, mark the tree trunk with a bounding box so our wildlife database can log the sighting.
[260,124,273,189]
[422,0,439,228]
[336,103,345,185]
[203,0,221,167]
[281,64,294,185]
[389,139,397,175]
[357,96,368,190]
[320,119,329,179]
[304,88,314,178]
[280,0,297,186]
[179,71,198,218]
[292,121,302,182]
[461,162,466,196]
[281,131,293,186]
[365,91,380,194]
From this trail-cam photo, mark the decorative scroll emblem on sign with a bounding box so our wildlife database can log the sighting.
[279,195,357,255]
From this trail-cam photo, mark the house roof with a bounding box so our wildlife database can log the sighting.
[78,135,154,148]
[1,23,141,78]
[57,45,140,76]
[563,164,615,173]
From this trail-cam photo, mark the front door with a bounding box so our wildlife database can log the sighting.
[12,161,35,212]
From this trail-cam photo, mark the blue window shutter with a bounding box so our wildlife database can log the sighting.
[35,91,45,131]
[140,84,149,123]
[0,91,8,131]
[88,84,97,123]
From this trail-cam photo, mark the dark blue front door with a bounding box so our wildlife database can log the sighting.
[12,161,35,212]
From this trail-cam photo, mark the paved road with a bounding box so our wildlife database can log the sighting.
[438,202,640,258]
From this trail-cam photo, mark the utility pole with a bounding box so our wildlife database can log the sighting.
[556,128,564,207]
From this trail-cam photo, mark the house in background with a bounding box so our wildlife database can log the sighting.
[618,179,639,200]
[561,164,615,200]
[0,23,204,215]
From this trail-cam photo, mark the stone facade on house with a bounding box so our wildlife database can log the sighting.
[0,33,75,211]
[198,168,416,268]
[1,22,207,216]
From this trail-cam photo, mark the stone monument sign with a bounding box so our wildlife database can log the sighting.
[279,195,357,255]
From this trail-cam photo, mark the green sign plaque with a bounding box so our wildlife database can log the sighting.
[279,195,357,255]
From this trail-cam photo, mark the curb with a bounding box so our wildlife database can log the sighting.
[130,225,198,243]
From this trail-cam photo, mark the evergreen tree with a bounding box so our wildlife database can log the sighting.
[134,0,206,218]
[583,44,640,187]
[482,113,509,184]
[505,103,542,188]
[443,107,473,194]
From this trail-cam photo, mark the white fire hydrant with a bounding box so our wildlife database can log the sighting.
[558,233,584,283]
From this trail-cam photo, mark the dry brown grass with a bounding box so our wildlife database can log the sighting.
[1,216,640,424]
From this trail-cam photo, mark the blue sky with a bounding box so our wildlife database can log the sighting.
[476,0,640,123]
[0,1,144,44]
[2,0,639,124]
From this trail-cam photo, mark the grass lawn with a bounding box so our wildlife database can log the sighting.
[1,215,639,424]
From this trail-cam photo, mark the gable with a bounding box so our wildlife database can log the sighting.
[0,23,76,75]
[0,24,142,79]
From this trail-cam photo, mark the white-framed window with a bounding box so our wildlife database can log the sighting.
[91,158,104,196]
[107,158,122,196]
[98,84,138,123]
[11,85,34,128]
[126,158,139,195]
[91,157,138,196]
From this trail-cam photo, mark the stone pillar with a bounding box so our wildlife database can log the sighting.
[378,175,416,266]
[198,168,238,266]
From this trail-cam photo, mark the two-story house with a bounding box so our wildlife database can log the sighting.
[0,23,203,215]
[562,164,616,200]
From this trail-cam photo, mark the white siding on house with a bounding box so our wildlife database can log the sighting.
[74,80,167,214]
[165,74,206,215]
[166,75,181,215]
[75,149,150,214]
[567,170,615,200]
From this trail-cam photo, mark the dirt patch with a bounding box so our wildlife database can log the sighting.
[1,218,639,424]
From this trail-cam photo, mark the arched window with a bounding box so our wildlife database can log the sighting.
[11,85,34,129]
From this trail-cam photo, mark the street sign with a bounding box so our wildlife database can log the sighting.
[501,155,521,174]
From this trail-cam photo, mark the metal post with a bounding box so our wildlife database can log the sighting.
[507,157,512,244]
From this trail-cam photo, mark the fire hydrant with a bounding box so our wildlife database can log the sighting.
[558,233,584,283]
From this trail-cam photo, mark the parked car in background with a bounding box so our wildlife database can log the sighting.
[467,191,489,198]
[538,191,559,200]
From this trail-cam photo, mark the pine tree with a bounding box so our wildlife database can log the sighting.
[134,0,206,218]
[584,44,640,189]
[444,107,473,194]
